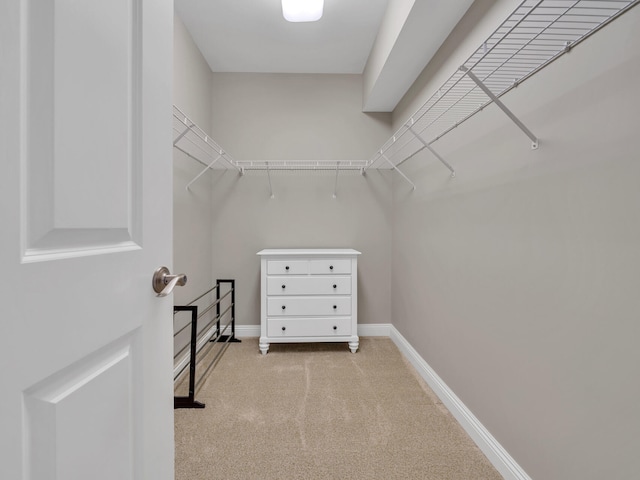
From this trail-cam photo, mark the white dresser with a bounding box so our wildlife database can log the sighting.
[257,249,360,355]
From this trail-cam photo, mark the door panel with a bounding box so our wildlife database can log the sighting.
[0,0,174,478]
[24,0,142,260]
[24,336,136,480]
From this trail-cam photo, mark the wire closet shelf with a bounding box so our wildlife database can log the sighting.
[366,0,639,179]
[173,106,367,178]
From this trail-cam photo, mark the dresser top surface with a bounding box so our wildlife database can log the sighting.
[257,248,361,257]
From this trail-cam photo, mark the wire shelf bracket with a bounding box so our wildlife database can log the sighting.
[407,123,456,177]
[266,162,275,199]
[172,105,242,190]
[185,151,223,191]
[460,67,539,150]
[173,122,195,146]
[380,151,416,190]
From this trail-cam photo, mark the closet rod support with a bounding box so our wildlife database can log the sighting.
[460,67,539,150]
[266,162,274,198]
[333,162,340,199]
[407,125,456,177]
[173,122,195,146]
[174,144,209,169]
[380,152,416,190]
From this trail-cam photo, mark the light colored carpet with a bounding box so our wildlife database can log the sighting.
[175,337,503,480]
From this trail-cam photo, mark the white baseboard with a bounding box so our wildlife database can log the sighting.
[234,324,260,338]
[229,323,531,480]
[388,326,532,480]
[358,323,393,337]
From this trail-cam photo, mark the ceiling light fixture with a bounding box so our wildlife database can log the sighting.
[282,0,324,22]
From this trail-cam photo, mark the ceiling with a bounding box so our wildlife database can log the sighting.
[175,0,475,112]
[175,0,389,74]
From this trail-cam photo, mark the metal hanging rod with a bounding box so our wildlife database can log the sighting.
[366,0,639,176]
[235,160,368,171]
[236,160,368,197]
[254,160,366,198]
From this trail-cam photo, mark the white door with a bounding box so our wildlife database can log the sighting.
[0,0,175,479]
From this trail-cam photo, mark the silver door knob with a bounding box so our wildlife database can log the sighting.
[152,266,187,297]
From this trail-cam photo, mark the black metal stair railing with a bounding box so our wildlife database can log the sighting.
[173,279,240,409]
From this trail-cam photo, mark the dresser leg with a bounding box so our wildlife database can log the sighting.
[259,338,270,355]
[349,340,359,353]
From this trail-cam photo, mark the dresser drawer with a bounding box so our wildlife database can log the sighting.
[267,296,351,316]
[309,259,351,275]
[267,317,352,337]
[267,276,352,296]
[267,260,308,275]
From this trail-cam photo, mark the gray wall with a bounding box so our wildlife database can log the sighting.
[210,73,390,160]
[208,73,393,327]
[390,2,640,479]
[173,14,213,304]
[173,14,215,351]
